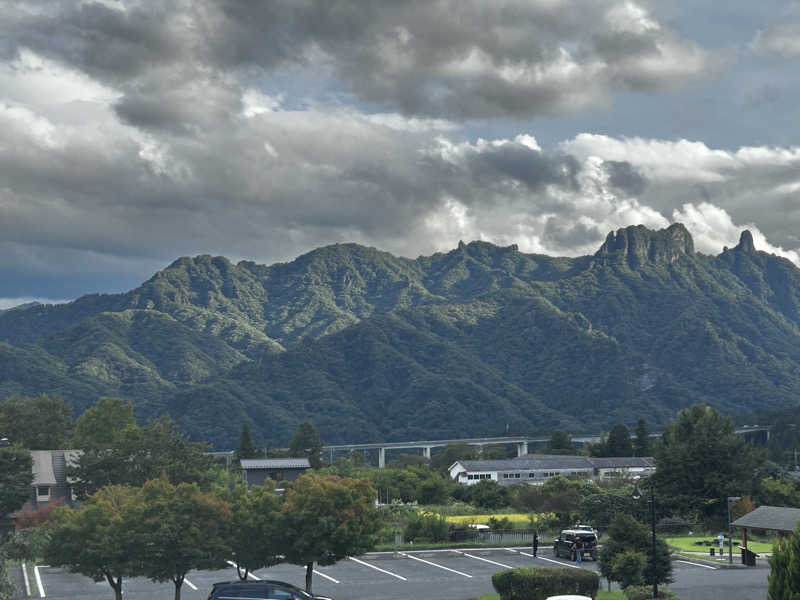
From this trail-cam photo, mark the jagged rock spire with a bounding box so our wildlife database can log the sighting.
[595,223,694,267]
[736,230,756,253]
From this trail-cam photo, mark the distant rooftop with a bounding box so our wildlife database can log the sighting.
[240,458,310,470]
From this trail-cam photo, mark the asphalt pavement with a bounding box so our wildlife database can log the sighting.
[14,547,769,600]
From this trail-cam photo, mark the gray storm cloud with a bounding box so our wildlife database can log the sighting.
[0,0,798,303]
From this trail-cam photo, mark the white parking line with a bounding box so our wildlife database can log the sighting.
[400,553,472,578]
[34,565,48,598]
[677,560,718,570]
[454,551,514,569]
[311,568,340,584]
[348,556,407,581]
[514,551,582,569]
[226,561,262,580]
[184,577,198,590]
[21,563,31,596]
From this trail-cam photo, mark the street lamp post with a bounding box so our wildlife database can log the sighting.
[728,496,741,564]
[633,479,658,599]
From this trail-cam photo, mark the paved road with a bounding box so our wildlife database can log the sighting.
[18,548,768,600]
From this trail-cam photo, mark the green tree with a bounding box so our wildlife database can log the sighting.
[0,395,74,450]
[430,443,478,473]
[70,412,213,498]
[288,421,323,469]
[44,485,143,600]
[547,430,574,454]
[72,397,136,450]
[235,423,258,460]
[634,418,651,457]
[599,513,672,591]
[607,424,634,457]
[280,474,380,594]
[0,557,16,600]
[469,479,509,509]
[226,482,283,580]
[0,443,32,517]
[510,476,595,527]
[134,478,232,600]
[652,405,764,516]
[767,518,800,599]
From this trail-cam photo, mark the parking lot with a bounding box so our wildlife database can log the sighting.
[18,547,768,600]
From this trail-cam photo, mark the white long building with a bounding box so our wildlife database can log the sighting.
[449,454,654,486]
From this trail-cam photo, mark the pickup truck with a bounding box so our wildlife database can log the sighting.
[553,529,598,561]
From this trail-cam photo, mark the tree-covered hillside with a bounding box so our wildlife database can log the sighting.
[1,224,800,447]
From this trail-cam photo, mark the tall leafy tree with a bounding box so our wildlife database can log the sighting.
[430,443,477,473]
[44,485,142,600]
[652,405,764,515]
[71,408,213,498]
[607,424,634,457]
[0,443,32,517]
[0,395,74,449]
[288,421,323,468]
[226,482,283,580]
[634,418,651,457]
[235,423,258,460]
[135,478,232,600]
[72,397,137,450]
[280,474,380,594]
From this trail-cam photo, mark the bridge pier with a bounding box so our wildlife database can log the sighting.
[378,447,386,469]
[517,441,528,457]
[423,446,431,459]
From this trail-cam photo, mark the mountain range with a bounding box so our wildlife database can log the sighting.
[2,223,800,448]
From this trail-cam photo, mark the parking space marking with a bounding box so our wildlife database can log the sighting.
[34,565,48,598]
[515,552,582,569]
[184,577,198,590]
[677,560,718,570]
[311,568,340,584]
[454,551,514,570]
[348,556,407,581]
[226,561,262,580]
[400,553,472,578]
[21,563,31,596]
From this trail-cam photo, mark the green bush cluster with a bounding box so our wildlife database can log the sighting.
[623,586,679,599]
[491,567,599,600]
[402,512,450,543]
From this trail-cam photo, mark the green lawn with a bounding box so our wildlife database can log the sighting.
[666,536,773,554]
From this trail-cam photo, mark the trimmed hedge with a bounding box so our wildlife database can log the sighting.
[492,567,599,600]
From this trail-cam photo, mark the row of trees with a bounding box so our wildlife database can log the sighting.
[16,473,378,600]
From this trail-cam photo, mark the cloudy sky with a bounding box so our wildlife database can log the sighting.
[2,0,800,305]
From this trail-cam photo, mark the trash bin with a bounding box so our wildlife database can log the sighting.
[741,548,758,566]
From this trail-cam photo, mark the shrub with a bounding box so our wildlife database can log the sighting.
[623,585,679,599]
[492,567,599,600]
[488,516,513,530]
[611,551,645,589]
[403,512,450,543]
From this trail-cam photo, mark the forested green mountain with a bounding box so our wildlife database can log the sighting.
[2,223,800,448]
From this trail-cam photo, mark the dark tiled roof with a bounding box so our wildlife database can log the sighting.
[453,454,655,472]
[588,457,654,468]
[240,458,311,470]
[458,454,594,471]
[732,506,800,533]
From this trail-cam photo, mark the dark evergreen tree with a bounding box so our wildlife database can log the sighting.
[547,430,574,454]
[634,418,651,457]
[599,513,672,591]
[289,421,323,469]
[607,424,634,457]
[235,423,258,460]
[0,443,32,516]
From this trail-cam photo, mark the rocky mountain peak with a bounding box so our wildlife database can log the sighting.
[735,230,756,253]
[595,223,694,267]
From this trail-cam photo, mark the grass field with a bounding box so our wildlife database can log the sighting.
[666,536,773,554]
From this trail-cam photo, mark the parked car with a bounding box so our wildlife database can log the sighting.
[553,529,598,561]
[207,580,335,600]
[573,524,600,539]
